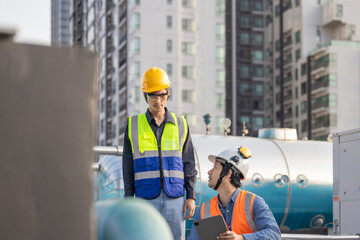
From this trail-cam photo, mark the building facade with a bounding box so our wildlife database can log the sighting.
[52,0,226,145]
[225,0,266,136]
[51,0,71,46]
[227,0,360,139]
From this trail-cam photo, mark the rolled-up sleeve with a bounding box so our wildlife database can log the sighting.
[182,126,197,200]
[242,196,281,240]
[122,120,135,197]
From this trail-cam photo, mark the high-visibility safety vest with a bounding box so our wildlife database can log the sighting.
[128,113,188,199]
[200,190,258,235]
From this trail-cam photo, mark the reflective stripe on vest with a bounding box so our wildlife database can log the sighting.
[200,190,258,234]
[128,113,188,199]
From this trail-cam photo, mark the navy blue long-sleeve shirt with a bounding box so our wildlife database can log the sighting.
[122,108,197,200]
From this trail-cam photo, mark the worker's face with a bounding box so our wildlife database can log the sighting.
[146,89,170,114]
[208,161,223,189]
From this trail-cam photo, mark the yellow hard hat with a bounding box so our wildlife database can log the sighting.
[141,67,171,93]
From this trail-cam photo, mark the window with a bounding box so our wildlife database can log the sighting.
[275,93,280,104]
[330,53,337,67]
[329,94,337,107]
[240,48,251,61]
[167,39,172,52]
[295,105,298,117]
[296,49,301,61]
[239,116,250,126]
[301,82,307,95]
[130,37,140,56]
[347,24,356,37]
[135,86,140,103]
[184,114,196,127]
[252,1,263,11]
[295,0,300,7]
[167,0,172,4]
[295,86,298,98]
[182,0,194,7]
[167,16,172,28]
[240,32,250,44]
[112,124,116,138]
[216,47,225,63]
[329,73,337,86]
[301,63,307,76]
[275,40,280,51]
[252,17,263,28]
[276,58,280,69]
[216,0,225,16]
[301,101,307,113]
[130,13,140,31]
[239,16,250,27]
[239,0,250,11]
[167,63,172,76]
[216,70,225,86]
[182,42,195,55]
[100,119,105,133]
[112,102,117,116]
[216,23,225,40]
[253,66,263,78]
[252,116,263,129]
[295,30,301,43]
[301,120,307,133]
[216,116,225,134]
[100,98,105,112]
[182,19,195,31]
[182,90,195,102]
[295,68,298,80]
[216,93,225,109]
[252,33,263,45]
[316,29,321,43]
[336,4,343,18]
[239,82,250,95]
[252,83,263,96]
[240,66,250,78]
[252,50,263,62]
[253,100,263,111]
[131,62,140,78]
[275,5,280,16]
[182,66,195,79]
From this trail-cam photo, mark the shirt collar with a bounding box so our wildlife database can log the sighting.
[145,107,175,125]
[218,188,241,208]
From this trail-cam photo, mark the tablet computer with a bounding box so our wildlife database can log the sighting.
[193,215,228,240]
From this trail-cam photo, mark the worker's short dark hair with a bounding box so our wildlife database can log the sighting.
[219,162,242,188]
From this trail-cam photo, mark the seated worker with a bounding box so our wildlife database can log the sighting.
[187,147,281,240]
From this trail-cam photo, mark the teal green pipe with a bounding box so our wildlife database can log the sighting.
[96,199,174,240]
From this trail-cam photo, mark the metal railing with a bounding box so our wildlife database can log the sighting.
[281,234,360,240]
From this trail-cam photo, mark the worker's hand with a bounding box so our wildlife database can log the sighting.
[183,198,195,220]
[217,231,244,240]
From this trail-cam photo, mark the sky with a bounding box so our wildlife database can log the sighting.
[0,0,50,45]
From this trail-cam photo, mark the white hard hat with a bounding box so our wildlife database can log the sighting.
[208,146,252,180]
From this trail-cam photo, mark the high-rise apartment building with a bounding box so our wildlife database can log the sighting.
[58,0,226,145]
[225,0,266,136]
[51,0,71,46]
[264,0,360,140]
[226,0,360,139]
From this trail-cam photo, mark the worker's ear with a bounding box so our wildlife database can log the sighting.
[225,169,232,179]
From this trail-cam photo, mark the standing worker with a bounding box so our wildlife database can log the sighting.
[122,67,197,240]
[188,147,281,240]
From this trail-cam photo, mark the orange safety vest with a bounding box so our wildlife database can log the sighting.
[200,190,258,235]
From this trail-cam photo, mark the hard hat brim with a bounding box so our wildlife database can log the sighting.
[208,155,227,164]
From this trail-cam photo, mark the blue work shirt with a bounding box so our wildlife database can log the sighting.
[187,188,281,240]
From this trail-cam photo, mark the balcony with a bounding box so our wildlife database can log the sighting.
[322,0,344,27]
[119,102,127,113]
[119,34,127,46]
